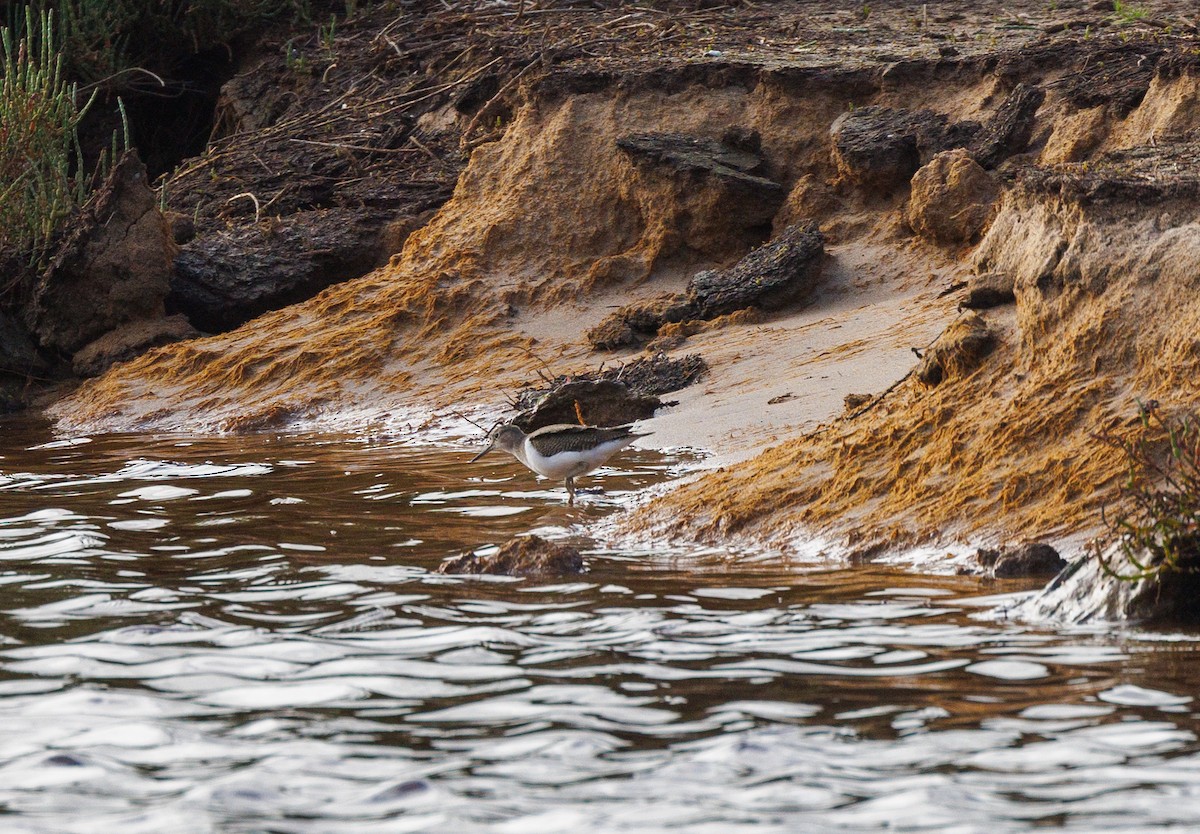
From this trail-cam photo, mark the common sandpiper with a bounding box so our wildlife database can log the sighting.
[470,423,649,504]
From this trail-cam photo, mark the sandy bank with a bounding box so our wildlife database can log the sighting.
[45,0,1200,564]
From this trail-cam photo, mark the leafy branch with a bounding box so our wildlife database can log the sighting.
[1090,400,1200,581]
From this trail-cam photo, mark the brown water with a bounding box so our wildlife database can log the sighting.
[1,418,1199,833]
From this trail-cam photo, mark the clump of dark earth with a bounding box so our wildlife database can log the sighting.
[605,353,708,396]
[589,222,823,350]
[171,207,397,332]
[830,106,981,193]
[27,153,176,356]
[437,535,585,577]
[972,542,1066,578]
[830,86,1042,194]
[617,132,782,196]
[514,380,661,432]
[966,83,1045,170]
[961,271,1016,310]
[510,353,708,431]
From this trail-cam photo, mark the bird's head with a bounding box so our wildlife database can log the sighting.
[469,424,525,462]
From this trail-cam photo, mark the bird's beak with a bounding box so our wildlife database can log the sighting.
[469,442,495,463]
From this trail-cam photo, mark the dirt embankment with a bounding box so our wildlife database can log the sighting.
[47,0,1200,556]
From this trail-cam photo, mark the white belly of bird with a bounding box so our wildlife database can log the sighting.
[521,438,631,480]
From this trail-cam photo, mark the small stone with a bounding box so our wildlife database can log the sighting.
[437,535,585,577]
[993,542,1067,578]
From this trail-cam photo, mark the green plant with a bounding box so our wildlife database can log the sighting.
[284,39,310,76]
[1112,1,1148,24]
[0,8,101,266]
[319,13,337,57]
[1090,401,1200,581]
[5,1,332,92]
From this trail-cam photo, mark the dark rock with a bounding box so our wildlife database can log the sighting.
[830,106,981,193]
[968,83,1046,169]
[974,547,1002,569]
[589,222,824,350]
[513,379,661,432]
[916,312,996,387]
[962,271,1016,309]
[72,314,198,377]
[970,542,1066,578]
[171,207,386,332]
[992,542,1067,578]
[26,153,176,355]
[437,535,585,577]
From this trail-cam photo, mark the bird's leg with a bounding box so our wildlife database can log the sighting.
[566,477,575,506]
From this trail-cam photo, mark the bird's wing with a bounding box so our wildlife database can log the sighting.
[527,424,647,455]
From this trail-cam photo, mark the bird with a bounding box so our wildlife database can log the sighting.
[470,422,649,504]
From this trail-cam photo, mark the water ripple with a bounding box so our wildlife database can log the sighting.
[0,422,1196,830]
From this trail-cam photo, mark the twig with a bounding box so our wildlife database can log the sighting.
[227,192,261,223]
[450,409,489,432]
[516,343,558,382]
[289,138,421,155]
[407,133,441,162]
